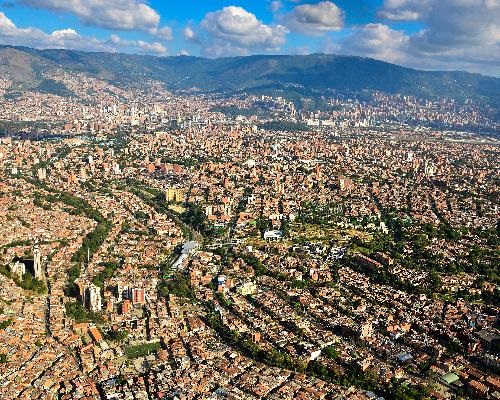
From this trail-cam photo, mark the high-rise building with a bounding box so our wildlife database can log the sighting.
[80,167,87,180]
[424,161,435,177]
[121,299,131,314]
[315,164,322,181]
[339,176,353,191]
[33,245,43,280]
[359,321,373,340]
[85,283,102,313]
[132,288,145,305]
[76,279,103,313]
[165,187,185,203]
[37,168,46,180]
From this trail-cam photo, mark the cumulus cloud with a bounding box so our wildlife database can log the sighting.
[183,25,199,43]
[137,40,167,55]
[378,0,431,21]
[50,28,80,41]
[103,34,168,56]
[150,26,173,41]
[337,23,410,63]
[408,0,500,50]
[18,0,161,32]
[324,0,500,76]
[200,6,288,57]
[0,12,168,56]
[378,0,500,52]
[0,11,62,48]
[280,1,344,35]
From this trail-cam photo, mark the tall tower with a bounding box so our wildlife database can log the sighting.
[33,245,43,280]
[88,284,102,312]
[315,164,322,181]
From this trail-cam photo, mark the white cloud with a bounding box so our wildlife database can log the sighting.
[50,28,80,41]
[334,23,499,75]
[137,40,167,56]
[408,0,500,49]
[150,26,173,41]
[104,34,168,56]
[378,0,430,21]
[200,6,288,56]
[408,0,499,74]
[0,12,168,56]
[19,0,161,32]
[337,23,409,63]
[0,11,42,38]
[0,11,62,48]
[270,1,283,13]
[0,12,16,31]
[322,0,500,76]
[280,1,344,35]
[109,34,121,44]
[19,0,174,41]
[183,25,199,43]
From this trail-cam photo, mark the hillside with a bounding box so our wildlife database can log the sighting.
[1,45,499,107]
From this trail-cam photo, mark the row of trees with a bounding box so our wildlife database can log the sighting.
[205,305,430,398]
[205,308,306,372]
[126,181,199,241]
[71,219,113,263]
[92,260,123,289]
[33,190,113,265]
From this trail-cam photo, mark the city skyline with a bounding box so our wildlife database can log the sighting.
[1,0,499,76]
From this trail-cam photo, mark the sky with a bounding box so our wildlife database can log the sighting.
[0,0,499,76]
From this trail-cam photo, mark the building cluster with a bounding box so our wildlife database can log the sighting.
[0,85,498,400]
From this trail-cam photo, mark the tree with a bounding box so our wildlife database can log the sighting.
[0,319,13,330]
[255,217,269,238]
[105,329,129,342]
[428,269,442,290]
[64,264,81,297]
[64,302,102,323]
[281,219,291,237]
[158,272,193,299]
[323,346,340,360]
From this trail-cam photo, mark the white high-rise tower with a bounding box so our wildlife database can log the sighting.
[33,245,43,280]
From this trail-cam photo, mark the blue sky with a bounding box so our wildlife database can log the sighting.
[0,1,499,76]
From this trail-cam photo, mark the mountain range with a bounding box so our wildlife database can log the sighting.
[1,45,499,107]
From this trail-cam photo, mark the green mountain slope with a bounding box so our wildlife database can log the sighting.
[1,45,499,107]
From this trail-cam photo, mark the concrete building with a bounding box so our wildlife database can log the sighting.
[236,281,257,296]
[165,187,185,203]
[10,261,26,279]
[86,284,102,313]
[33,245,43,280]
[132,288,145,305]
